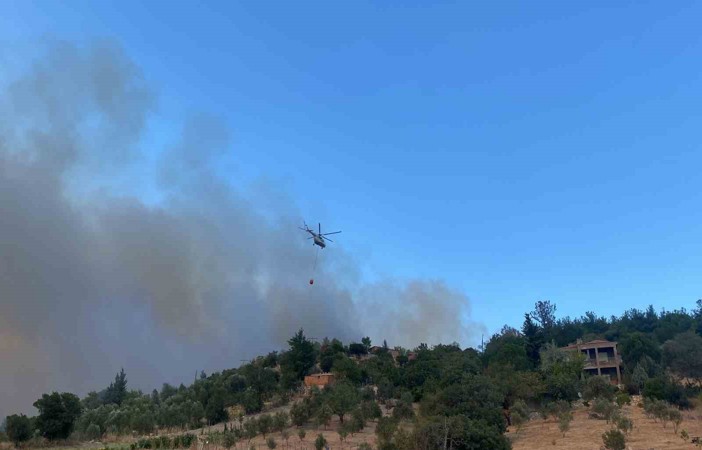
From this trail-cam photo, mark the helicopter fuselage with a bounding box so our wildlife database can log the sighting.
[313,235,326,248]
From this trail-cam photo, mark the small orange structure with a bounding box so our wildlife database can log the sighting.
[304,373,335,387]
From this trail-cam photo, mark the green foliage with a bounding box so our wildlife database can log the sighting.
[280,329,317,388]
[668,407,683,433]
[205,390,228,425]
[258,414,273,437]
[314,434,327,450]
[392,395,414,421]
[510,400,530,433]
[5,414,32,447]
[361,401,382,421]
[297,428,306,441]
[413,416,511,450]
[223,432,238,449]
[590,398,618,423]
[619,333,661,369]
[483,327,532,371]
[104,369,128,406]
[131,433,195,449]
[327,382,360,423]
[615,391,631,407]
[350,408,366,434]
[558,410,572,437]
[419,374,506,433]
[582,376,616,402]
[290,401,310,427]
[33,392,83,440]
[602,429,626,450]
[332,355,363,385]
[662,331,702,383]
[272,411,289,433]
[540,344,584,402]
[266,437,277,449]
[374,417,397,447]
[315,404,332,429]
[86,422,102,440]
[615,415,633,435]
[643,375,690,408]
[358,443,373,450]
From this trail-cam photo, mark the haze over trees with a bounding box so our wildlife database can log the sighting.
[5,301,702,449]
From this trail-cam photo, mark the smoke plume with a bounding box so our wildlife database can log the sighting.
[0,40,483,418]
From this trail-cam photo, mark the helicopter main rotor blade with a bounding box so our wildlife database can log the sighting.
[318,223,321,235]
[322,231,341,235]
[322,236,333,242]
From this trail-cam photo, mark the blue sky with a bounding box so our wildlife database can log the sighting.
[2,1,702,339]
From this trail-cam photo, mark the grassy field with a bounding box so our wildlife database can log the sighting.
[509,398,702,450]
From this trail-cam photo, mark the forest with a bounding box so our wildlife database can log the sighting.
[2,300,702,450]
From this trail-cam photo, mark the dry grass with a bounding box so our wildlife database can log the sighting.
[510,400,702,450]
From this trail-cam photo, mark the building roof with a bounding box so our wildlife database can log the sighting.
[562,339,617,350]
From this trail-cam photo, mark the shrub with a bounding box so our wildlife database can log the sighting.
[511,400,530,434]
[86,423,102,440]
[615,416,633,435]
[297,429,306,441]
[5,414,32,447]
[583,376,616,402]
[314,434,327,450]
[558,411,572,437]
[590,398,618,423]
[358,443,373,450]
[615,391,631,407]
[267,437,277,449]
[602,429,626,450]
[361,401,383,421]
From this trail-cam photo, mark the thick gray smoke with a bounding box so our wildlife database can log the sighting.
[0,41,483,418]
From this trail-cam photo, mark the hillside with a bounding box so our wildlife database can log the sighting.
[3,300,702,450]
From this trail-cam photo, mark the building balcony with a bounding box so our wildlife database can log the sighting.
[584,356,621,369]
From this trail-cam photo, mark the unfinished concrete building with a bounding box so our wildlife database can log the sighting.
[562,339,622,385]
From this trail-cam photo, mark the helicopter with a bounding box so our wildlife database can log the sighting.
[299,222,341,249]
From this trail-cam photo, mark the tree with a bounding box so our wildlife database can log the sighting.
[314,434,327,450]
[348,343,368,356]
[602,429,626,450]
[375,417,397,447]
[669,407,683,434]
[558,410,572,437]
[258,414,273,438]
[362,337,372,351]
[350,408,366,434]
[205,392,229,425]
[582,376,617,402]
[315,405,332,430]
[510,400,530,435]
[273,412,289,434]
[662,331,702,384]
[328,382,360,423]
[33,392,82,440]
[267,437,277,449]
[86,423,102,440]
[223,431,238,449]
[297,428,306,443]
[290,402,310,427]
[5,415,32,447]
[150,389,160,406]
[280,329,317,388]
[361,401,382,421]
[619,333,661,369]
[615,416,633,435]
[104,369,128,406]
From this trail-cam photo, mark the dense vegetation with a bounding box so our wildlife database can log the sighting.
[4,300,702,449]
